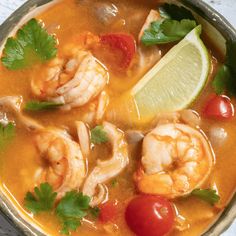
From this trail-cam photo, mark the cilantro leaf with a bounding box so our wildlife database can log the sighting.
[60,218,81,235]
[24,183,57,214]
[56,191,91,235]
[90,207,100,218]
[212,65,231,95]
[111,179,118,188]
[25,101,63,111]
[0,123,15,151]
[191,189,220,205]
[212,40,236,96]
[142,19,196,46]
[1,18,57,70]
[91,126,108,144]
[159,3,196,21]
[162,19,197,38]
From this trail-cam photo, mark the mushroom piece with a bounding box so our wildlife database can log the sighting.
[93,2,119,25]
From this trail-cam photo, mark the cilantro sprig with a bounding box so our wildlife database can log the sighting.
[91,126,108,144]
[141,4,197,46]
[212,40,236,96]
[191,188,220,205]
[25,100,63,111]
[24,184,100,235]
[1,18,57,70]
[24,183,57,214]
[56,191,91,235]
[0,122,15,151]
[90,207,100,218]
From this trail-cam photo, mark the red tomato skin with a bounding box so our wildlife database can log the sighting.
[99,200,118,223]
[100,33,136,68]
[203,95,234,119]
[125,195,175,236]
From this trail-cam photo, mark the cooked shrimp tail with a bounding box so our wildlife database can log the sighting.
[134,123,214,198]
[35,128,87,199]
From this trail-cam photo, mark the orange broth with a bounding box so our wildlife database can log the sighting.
[0,0,235,236]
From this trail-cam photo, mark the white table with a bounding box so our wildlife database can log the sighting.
[0,0,236,235]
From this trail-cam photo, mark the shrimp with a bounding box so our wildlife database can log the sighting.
[83,122,129,206]
[0,95,88,198]
[35,128,86,199]
[80,91,109,125]
[134,123,214,198]
[31,33,109,110]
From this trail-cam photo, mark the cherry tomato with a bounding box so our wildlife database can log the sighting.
[203,95,234,119]
[125,195,175,236]
[100,33,136,68]
[99,200,119,223]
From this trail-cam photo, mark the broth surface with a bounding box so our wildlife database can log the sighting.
[0,0,235,236]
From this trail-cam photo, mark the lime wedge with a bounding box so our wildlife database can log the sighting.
[107,26,210,127]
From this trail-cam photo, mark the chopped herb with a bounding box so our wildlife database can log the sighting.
[159,3,196,21]
[24,183,57,214]
[1,18,57,70]
[212,65,231,95]
[0,122,15,151]
[90,207,100,218]
[162,19,197,38]
[191,189,220,205]
[111,179,118,187]
[56,191,91,235]
[24,183,95,235]
[141,3,197,46]
[25,101,63,111]
[91,126,108,144]
[142,19,197,46]
[212,40,236,96]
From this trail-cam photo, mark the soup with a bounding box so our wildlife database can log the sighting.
[0,0,235,235]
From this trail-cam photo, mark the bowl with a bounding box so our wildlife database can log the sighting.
[0,0,235,235]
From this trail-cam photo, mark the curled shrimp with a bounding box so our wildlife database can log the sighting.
[35,127,86,199]
[83,122,129,206]
[134,123,214,198]
[0,95,89,198]
[31,33,109,110]
[81,90,110,125]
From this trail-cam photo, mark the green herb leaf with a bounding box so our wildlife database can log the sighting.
[25,101,63,111]
[212,65,231,95]
[111,179,118,188]
[212,40,236,96]
[90,207,100,218]
[0,123,15,151]
[1,18,57,70]
[56,191,91,235]
[162,19,197,38]
[191,189,220,205]
[24,183,57,214]
[91,126,108,144]
[159,3,195,21]
[142,19,196,46]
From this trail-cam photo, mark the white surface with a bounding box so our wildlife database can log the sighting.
[0,0,236,235]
